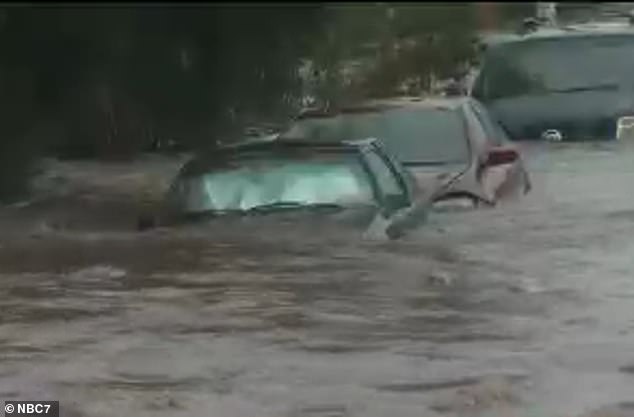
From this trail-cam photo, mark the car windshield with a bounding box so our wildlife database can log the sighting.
[280,107,469,164]
[168,151,376,214]
[480,35,634,100]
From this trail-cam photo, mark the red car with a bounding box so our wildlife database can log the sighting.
[278,96,531,209]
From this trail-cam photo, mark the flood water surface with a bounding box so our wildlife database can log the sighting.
[2,144,634,417]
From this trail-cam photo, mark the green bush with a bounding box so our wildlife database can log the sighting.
[0,67,40,202]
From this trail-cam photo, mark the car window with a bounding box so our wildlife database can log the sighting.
[363,149,408,212]
[280,107,469,165]
[479,34,634,100]
[470,101,508,146]
[463,104,488,151]
[169,152,376,213]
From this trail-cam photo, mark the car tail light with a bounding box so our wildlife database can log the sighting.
[616,116,634,141]
[485,146,519,166]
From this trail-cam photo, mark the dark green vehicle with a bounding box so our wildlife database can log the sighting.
[472,24,634,142]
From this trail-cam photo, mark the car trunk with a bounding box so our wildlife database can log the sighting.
[404,162,471,200]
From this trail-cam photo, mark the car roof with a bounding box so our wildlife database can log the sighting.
[298,96,467,120]
[217,134,278,149]
[180,138,377,177]
[228,137,376,152]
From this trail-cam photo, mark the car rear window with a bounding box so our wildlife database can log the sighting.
[169,152,375,213]
[280,107,469,165]
[479,34,634,100]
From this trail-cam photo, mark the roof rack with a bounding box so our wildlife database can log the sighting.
[597,8,634,25]
[518,18,634,38]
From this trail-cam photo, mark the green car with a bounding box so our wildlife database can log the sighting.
[138,138,432,239]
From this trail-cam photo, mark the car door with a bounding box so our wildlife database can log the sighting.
[362,147,411,215]
[467,99,530,201]
[361,146,430,239]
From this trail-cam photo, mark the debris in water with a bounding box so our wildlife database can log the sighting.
[429,375,522,415]
[293,404,348,417]
[618,364,634,374]
[426,271,453,286]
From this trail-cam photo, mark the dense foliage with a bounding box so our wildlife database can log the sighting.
[0,4,533,201]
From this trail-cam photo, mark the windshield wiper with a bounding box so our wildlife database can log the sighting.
[547,83,620,94]
[183,202,346,218]
[245,202,344,214]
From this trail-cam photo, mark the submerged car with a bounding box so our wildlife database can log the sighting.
[278,96,531,208]
[138,138,432,239]
[472,25,634,142]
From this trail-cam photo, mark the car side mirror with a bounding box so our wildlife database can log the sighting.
[384,196,433,240]
[518,17,540,35]
[484,146,518,167]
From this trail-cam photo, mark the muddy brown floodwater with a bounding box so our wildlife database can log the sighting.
[2,143,634,417]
